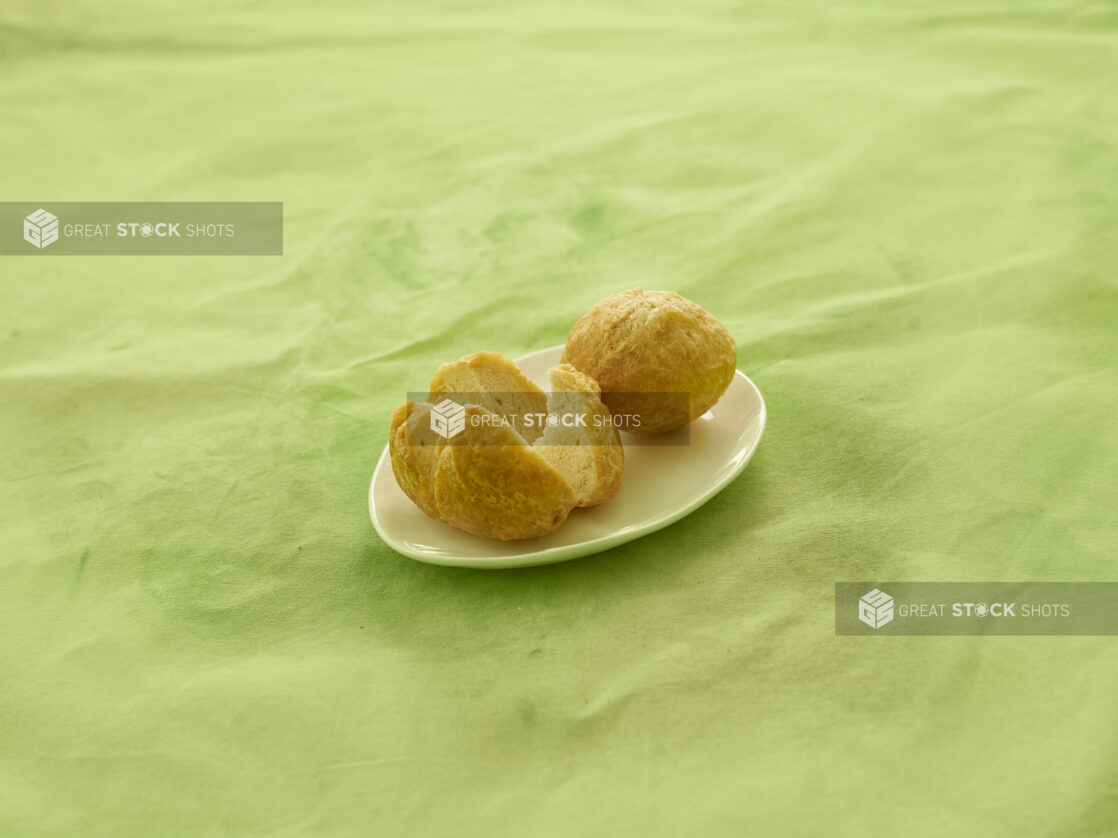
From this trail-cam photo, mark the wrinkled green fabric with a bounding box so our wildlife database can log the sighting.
[2,1,1116,835]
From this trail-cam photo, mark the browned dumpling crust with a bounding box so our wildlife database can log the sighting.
[389,401,576,541]
[561,289,736,435]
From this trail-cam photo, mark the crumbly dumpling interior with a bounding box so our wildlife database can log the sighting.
[534,364,623,507]
[427,351,549,444]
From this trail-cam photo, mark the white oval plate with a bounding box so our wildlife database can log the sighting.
[370,345,766,569]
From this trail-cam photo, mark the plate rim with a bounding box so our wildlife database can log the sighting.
[369,344,766,569]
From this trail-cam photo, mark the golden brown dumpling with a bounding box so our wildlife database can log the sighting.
[561,289,736,434]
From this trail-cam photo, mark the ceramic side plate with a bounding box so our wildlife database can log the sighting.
[370,344,766,569]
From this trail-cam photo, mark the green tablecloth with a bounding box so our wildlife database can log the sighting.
[2,1,1116,835]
